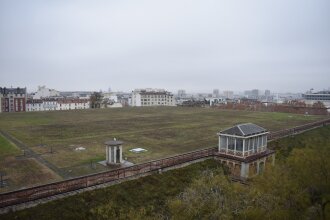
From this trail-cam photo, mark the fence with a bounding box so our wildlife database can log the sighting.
[0,147,216,208]
[0,118,329,208]
[267,118,330,140]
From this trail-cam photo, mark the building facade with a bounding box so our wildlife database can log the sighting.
[26,98,90,112]
[213,89,220,98]
[131,89,176,107]
[216,123,275,179]
[302,90,330,112]
[32,86,60,99]
[0,87,26,112]
[57,99,90,110]
[26,99,44,111]
[223,90,234,99]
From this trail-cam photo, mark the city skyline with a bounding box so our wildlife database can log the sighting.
[1,0,330,93]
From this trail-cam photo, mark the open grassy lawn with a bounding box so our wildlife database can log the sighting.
[0,157,61,193]
[2,125,330,219]
[268,123,330,160]
[0,107,327,179]
[0,134,20,159]
[0,134,61,193]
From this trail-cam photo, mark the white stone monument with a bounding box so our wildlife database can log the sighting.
[105,138,123,165]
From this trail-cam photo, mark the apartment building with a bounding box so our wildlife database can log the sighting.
[57,99,90,110]
[0,87,26,112]
[26,98,90,112]
[131,89,176,107]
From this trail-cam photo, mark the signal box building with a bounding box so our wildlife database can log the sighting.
[216,123,275,179]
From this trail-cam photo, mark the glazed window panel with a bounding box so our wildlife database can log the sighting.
[248,138,253,150]
[220,136,227,149]
[262,135,267,146]
[228,137,235,150]
[259,136,263,148]
[236,138,243,151]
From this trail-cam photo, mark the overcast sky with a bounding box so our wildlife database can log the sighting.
[0,0,329,93]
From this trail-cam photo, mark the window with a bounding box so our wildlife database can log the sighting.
[253,137,258,152]
[246,138,253,150]
[236,138,243,151]
[220,136,227,149]
[228,137,235,150]
[258,136,263,148]
[262,135,267,146]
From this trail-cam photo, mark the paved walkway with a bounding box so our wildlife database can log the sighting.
[0,130,68,179]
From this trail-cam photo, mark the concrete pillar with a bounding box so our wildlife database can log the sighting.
[256,161,260,174]
[234,138,236,155]
[242,139,245,157]
[119,146,123,162]
[240,162,249,178]
[110,147,112,162]
[113,146,117,163]
[106,147,108,162]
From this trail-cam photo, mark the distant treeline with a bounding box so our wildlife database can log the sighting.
[216,100,328,115]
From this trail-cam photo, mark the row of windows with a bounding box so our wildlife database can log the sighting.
[220,135,267,152]
[27,106,88,111]
[141,95,172,98]
[28,103,87,107]
[142,102,168,105]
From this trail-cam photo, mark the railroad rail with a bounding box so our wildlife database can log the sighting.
[0,118,329,210]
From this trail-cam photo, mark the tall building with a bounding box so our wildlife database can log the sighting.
[212,89,219,98]
[223,90,234,99]
[177,90,186,98]
[265,90,271,97]
[0,87,27,112]
[251,89,259,98]
[131,88,176,107]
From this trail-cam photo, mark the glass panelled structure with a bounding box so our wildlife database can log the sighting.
[218,123,269,158]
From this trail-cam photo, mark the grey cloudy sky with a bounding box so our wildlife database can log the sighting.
[0,0,329,93]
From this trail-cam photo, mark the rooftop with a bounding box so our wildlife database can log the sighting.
[219,123,268,137]
[104,140,124,146]
[0,87,26,95]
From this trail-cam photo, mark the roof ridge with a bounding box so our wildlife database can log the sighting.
[237,124,245,135]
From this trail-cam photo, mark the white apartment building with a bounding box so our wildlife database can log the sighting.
[302,90,330,112]
[32,86,60,99]
[26,98,90,112]
[131,89,176,107]
[57,99,90,110]
[26,99,44,111]
[103,92,118,102]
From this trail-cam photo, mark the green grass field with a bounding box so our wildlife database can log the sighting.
[268,123,330,160]
[0,107,327,179]
[2,125,330,219]
[0,134,20,158]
